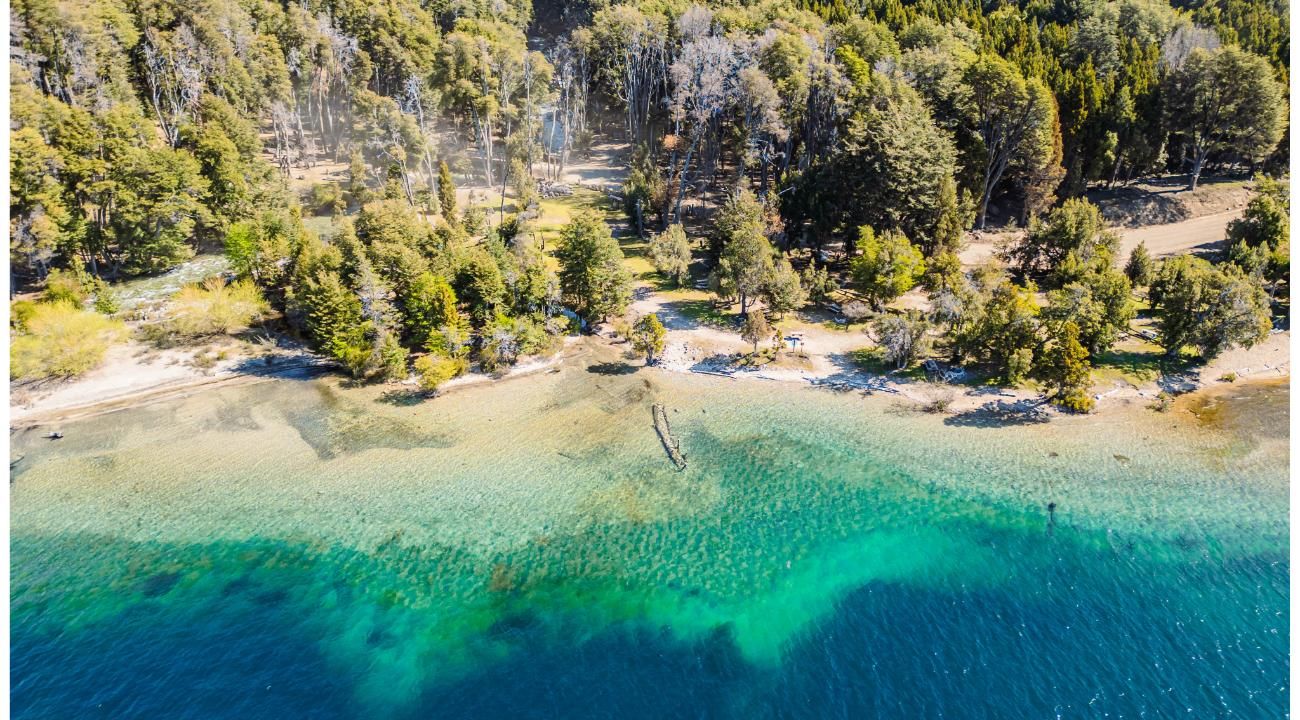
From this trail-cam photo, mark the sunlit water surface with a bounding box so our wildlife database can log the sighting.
[11,358,1289,719]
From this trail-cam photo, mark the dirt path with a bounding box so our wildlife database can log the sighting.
[557,142,630,190]
[958,231,1013,267]
[959,207,1241,269]
[1118,209,1238,259]
[1089,177,1252,227]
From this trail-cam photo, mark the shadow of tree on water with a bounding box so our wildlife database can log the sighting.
[587,362,639,376]
[943,399,1052,428]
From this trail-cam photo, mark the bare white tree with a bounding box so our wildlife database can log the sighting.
[668,26,741,221]
[1160,24,1220,70]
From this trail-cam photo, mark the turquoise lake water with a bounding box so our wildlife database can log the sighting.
[10,357,1289,718]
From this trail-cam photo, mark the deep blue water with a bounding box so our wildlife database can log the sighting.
[12,523,1288,719]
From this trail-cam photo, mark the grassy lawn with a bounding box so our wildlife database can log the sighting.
[1092,340,1193,385]
[844,347,929,380]
[516,189,635,274]
[816,318,873,333]
[735,346,778,367]
[652,285,711,304]
[623,252,657,282]
[843,346,1024,388]
[534,190,622,239]
[301,215,336,240]
[669,298,735,329]
[641,274,688,292]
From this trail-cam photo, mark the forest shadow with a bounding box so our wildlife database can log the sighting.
[376,389,428,406]
[943,399,1051,428]
[229,354,337,380]
[587,362,639,376]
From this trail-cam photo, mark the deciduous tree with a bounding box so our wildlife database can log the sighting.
[631,313,667,364]
[650,224,692,287]
[555,212,631,326]
[873,311,931,369]
[964,56,1060,229]
[762,257,807,318]
[850,227,925,309]
[1163,46,1287,191]
[741,308,770,353]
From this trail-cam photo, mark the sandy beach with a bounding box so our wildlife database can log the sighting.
[13,314,1288,429]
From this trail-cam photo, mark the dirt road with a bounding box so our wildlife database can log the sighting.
[1117,209,1238,259]
[959,208,1241,268]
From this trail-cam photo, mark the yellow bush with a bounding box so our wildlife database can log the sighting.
[41,268,91,306]
[10,300,39,330]
[11,301,127,380]
[166,277,271,337]
[414,354,468,392]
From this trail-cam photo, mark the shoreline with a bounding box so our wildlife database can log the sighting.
[647,341,1290,419]
[9,327,1288,428]
[624,294,1290,416]
[9,338,585,427]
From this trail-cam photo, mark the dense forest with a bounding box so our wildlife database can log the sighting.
[8,0,1291,408]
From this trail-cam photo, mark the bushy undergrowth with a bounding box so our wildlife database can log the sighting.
[10,301,127,380]
[164,277,271,338]
[414,354,469,392]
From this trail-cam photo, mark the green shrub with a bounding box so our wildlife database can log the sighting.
[462,205,487,238]
[336,342,372,379]
[631,313,667,363]
[94,288,121,316]
[374,332,410,381]
[330,327,410,382]
[310,183,346,215]
[1006,348,1034,384]
[513,316,551,356]
[1056,388,1095,413]
[11,301,127,380]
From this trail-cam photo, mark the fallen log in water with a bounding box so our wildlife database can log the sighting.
[652,403,687,471]
[690,368,736,379]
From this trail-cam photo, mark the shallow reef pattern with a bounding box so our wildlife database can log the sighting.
[10,362,1289,719]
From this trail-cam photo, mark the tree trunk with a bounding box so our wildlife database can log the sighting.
[499,156,509,224]
[1188,147,1209,191]
[672,136,699,224]
[976,176,994,230]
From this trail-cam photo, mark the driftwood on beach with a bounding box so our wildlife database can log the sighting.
[690,368,736,379]
[652,403,687,471]
[806,377,899,394]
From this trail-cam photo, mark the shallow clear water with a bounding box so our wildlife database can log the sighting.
[10,357,1289,719]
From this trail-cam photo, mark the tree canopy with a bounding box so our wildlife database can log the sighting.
[555,212,631,325]
[7,0,1289,391]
